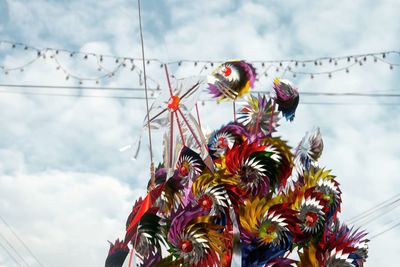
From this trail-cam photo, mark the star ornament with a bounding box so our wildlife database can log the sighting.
[148,66,213,174]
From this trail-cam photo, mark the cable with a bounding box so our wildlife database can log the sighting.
[137,0,155,187]
[369,221,400,240]
[0,84,400,98]
[347,193,400,224]
[356,199,400,227]
[0,89,399,106]
[0,239,23,267]
[0,84,160,92]
[0,216,44,267]
[0,232,29,266]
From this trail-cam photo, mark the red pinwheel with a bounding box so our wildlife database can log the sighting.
[148,66,213,175]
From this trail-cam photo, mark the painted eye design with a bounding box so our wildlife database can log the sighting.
[222,66,232,77]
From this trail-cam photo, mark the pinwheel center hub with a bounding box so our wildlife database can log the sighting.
[179,240,193,253]
[179,164,190,177]
[198,194,213,210]
[217,137,228,148]
[168,95,181,111]
[223,66,232,77]
[305,212,318,226]
[259,222,277,243]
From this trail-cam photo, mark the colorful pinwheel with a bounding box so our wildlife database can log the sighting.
[107,64,369,267]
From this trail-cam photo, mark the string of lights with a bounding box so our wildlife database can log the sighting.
[0,40,399,84]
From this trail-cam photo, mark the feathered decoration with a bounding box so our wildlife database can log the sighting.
[208,60,256,100]
[225,141,280,196]
[105,239,129,267]
[238,94,280,138]
[272,78,299,121]
[316,223,369,266]
[295,127,324,171]
[167,207,228,267]
[107,61,369,267]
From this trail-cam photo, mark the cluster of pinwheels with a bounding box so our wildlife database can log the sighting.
[105,60,369,267]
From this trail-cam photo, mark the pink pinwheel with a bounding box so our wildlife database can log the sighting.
[147,66,213,175]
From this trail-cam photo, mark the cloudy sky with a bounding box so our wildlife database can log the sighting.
[0,0,399,266]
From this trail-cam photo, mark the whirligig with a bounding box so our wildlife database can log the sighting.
[105,60,369,267]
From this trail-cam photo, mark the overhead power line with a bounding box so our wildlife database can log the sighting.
[0,89,399,106]
[0,231,29,267]
[0,215,44,267]
[370,221,400,240]
[0,238,23,267]
[347,193,400,224]
[0,84,399,98]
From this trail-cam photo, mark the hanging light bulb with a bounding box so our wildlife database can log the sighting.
[346,68,349,73]
[194,61,198,66]
[310,74,314,79]
[328,73,332,78]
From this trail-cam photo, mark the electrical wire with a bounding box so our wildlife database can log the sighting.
[0,232,29,267]
[0,89,398,106]
[0,84,399,98]
[0,238,23,267]
[369,221,400,240]
[0,215,44,267]
[347,193,400,224]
